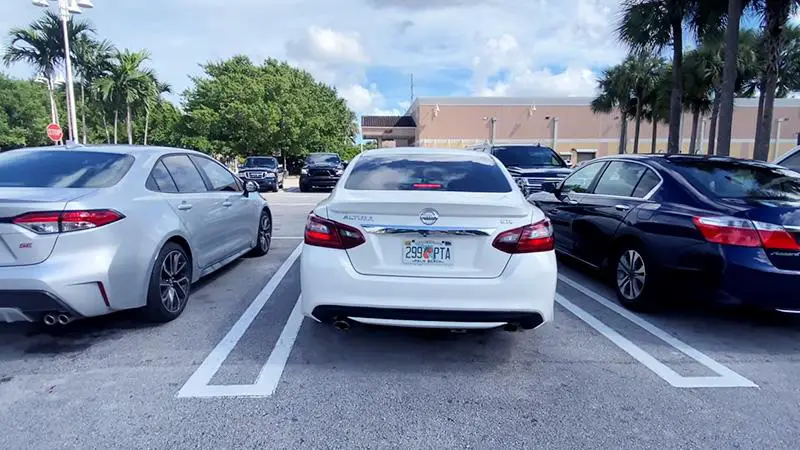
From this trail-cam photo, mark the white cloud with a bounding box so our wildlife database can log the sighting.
[286,26,368,64]
[479,67,599,97]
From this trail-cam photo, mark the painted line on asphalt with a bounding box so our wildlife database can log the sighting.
[254,295,304,395]
[558,275,757,389]
[177,244,302,398]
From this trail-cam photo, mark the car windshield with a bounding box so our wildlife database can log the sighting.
[671,159,800,201]
[306,154,341,165]
[0,150,134,188]
[344,154,511,192]
[492,146,566,169]
[244,157,277,168]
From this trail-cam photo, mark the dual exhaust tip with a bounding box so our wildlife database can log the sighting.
[43,313,72,326]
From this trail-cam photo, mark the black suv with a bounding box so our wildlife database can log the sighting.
[238,156,285,192]
[300,153,346,192]
[474,144,572,195]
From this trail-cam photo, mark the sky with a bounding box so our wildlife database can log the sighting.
[1,0,645,116]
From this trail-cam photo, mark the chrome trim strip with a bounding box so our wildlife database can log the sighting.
[362,224,495,236]
[570,158,664,201]
[784,225,800,232]
[776,309,800,314]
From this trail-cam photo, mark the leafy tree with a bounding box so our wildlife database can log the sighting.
[0,74,51,150]
[73,37,115,144]
[683,50,715,154]
[182,56,355,158]
[643,65,672,153]
[591,64,636,154]
[95,49,155,144]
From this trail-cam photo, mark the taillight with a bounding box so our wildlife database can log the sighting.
[12,210,124,234]
[692,216,800,250]
[304,214,365,250]
[492,219,554,254]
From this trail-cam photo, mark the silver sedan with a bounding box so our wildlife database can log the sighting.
[0,145,272,325]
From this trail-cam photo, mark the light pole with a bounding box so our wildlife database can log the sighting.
[33,0,95,144]
[551,116,559,150]
[483,116,497,144]
[772,117,789,161]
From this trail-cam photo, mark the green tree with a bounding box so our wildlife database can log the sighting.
[95,49,155,144]
[591,64,636,154]
[0,74,51,150]
[73,37,114,144]
[682,50,715,154]
[142,76,171,145]
[618,0,722,154]
[182,56,355,158]
[643,64,672,153]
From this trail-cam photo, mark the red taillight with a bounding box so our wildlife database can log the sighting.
[692,216,800,250]
[412,183,442,190]
[12,210,124,234]
[492,219,555,254]
[304,214,365,250]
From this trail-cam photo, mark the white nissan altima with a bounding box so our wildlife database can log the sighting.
[300,147,556,331]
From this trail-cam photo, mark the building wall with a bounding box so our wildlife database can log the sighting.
[412,99,800,160]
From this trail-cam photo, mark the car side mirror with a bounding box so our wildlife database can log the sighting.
[244,180,259,196]
[542,182,559,194]
[342,160,349,168]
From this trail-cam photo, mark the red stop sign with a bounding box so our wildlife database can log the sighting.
[47,123,63,142]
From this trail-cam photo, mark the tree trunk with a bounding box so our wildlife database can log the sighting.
[689,108,700,155]
[102,114,111,144]
[667,20,683,154]
[707,90,721,156]
[144,108,150,146]
[113,110,118,144]
[127,104,133,145]
[618,115,628,154]
[650,118,658,153]
[633,97,642,154]
[753,78,767,153]
[753,0,789,161]
[715,0,743,157]
[80,83,88,144]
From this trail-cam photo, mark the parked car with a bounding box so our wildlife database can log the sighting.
[528,154,800,312]
[472,143,572,195]
[0,146,273,325]
[774,145,800,172]
[237,156,286,192]
[299,152,346,192]
[300,147,556,331]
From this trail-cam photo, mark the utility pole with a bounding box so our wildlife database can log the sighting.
[552,117,559,150]
[483,116,497,144]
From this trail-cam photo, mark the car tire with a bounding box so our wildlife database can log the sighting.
[613,244,659,311]
[248,210,272,257]
[299,183,309,192]
[142,242,192,323]
[272,185,279,193]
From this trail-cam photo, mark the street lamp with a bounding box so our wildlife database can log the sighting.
[482,116,497,144]
[32,0,96,144]
[772,117,790,161]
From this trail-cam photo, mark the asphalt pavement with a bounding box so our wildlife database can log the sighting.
[2,185,800,449]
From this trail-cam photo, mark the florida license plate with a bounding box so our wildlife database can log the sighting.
[402,240,453,266]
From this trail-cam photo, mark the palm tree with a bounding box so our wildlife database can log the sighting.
[683,50,715,154]
[752,14,800,160]
[622,53,665,153]
[73,37,115,144]
[143,76,172,145]
[95,49,155,144]
[2,11,93,141]
[618,0,722,154]
[643,65,672,153]
[591,65,636,154]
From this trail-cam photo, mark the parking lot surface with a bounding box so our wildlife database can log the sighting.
[2,188,800,449]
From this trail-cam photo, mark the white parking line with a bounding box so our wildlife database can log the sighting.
[254,296,304,395]
[557,275,758,389]
[177,244,302,398]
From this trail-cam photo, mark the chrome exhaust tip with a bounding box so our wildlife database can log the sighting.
[503,323,520,332]
[333,318,351,331]
[43,314,57,326]
[57,314,71,326]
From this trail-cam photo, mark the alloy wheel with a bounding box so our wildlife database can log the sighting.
[159,250,190,313]
[616,250,646,301]
[259,214,272,252]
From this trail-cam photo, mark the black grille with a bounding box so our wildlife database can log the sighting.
[311,306,545,330]
[310,169,335,177]
[0,290,77,315]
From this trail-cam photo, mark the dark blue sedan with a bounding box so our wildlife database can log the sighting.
[528,154,800,312]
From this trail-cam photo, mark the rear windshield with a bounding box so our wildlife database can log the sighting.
[244,157,277,168]
[0,150,134,188]
[344,154,512,192]
[492,145,567,168]
[671,160,800,201]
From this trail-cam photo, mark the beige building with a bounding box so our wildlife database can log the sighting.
[361,96,800,163]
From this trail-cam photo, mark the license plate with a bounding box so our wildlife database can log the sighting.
[402,240,453,266]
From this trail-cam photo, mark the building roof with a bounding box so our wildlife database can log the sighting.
[361,115,416,127]
[412,96,800,108]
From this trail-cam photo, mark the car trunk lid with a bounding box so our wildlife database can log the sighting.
[326,190,531,278]
[724,198,800,271]
[0,188,93,267]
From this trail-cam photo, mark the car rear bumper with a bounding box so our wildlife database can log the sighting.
[300,245,556,329]
[714,247,800,311]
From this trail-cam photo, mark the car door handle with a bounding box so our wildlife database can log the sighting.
[614,204,631,211]
[222,201,233,207]
[565,199,578,205]
[177,203,193,211]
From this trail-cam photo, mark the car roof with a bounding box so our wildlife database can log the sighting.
[13,144,208,158]
[358,146,496,162]
[775,145,800,164]
[593,153,783,169]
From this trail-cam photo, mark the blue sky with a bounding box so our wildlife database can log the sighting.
[1,0,666,115]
